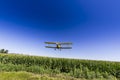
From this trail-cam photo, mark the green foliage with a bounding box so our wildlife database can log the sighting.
[0,53,120,79]
[0,71,118,80]
[0,71,38,80]
[0,49,8,53]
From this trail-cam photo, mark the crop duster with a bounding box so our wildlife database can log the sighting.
[45,42,72,50]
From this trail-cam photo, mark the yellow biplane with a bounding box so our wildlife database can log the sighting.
[45,42,72,50]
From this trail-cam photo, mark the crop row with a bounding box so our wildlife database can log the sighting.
[0,53,120,78]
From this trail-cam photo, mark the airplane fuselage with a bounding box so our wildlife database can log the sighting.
[56,44,61,49]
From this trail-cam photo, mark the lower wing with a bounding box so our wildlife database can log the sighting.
[60,47,72,49]
[45,46,56,48]
[45,46,72,49]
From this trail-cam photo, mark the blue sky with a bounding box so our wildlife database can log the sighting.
[0,0,120,61]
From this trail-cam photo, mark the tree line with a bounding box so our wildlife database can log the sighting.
[0,49,9,53]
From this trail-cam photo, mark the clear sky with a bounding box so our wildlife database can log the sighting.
[0,0,120,61]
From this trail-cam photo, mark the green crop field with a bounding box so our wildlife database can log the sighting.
[0,53,120,80]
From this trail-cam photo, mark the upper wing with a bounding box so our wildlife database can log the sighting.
[60,47,72,49]
[45,42,72,45]
[45,42,56,44]
[60,42,72,45]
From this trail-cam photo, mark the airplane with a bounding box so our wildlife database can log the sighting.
[45,42,72,50]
